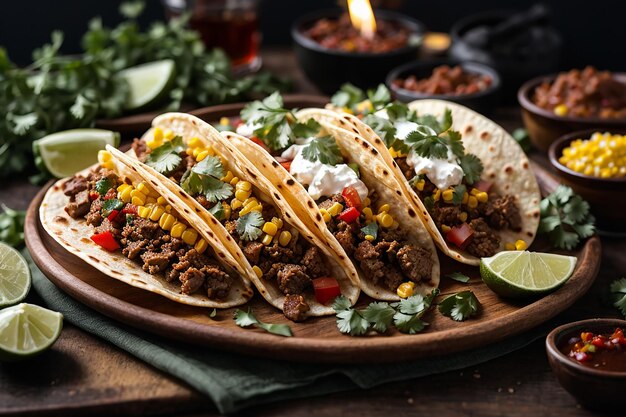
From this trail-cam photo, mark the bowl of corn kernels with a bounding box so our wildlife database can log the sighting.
[549,129,626,233]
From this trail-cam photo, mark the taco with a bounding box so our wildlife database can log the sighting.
[40,146,254,308]
[322,84,541,265]
[226,93,440,301]
[125,113,360,321]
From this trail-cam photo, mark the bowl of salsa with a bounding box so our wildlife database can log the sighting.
[546,318,626,410]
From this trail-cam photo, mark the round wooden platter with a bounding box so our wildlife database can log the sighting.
[25,169,601,364]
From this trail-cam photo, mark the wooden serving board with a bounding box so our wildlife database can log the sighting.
[25,160,601,364]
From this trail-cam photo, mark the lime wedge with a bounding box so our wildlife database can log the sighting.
[118,59,176,111]
[33,129,121,178]
[0,303,63,361]
[480,251,577,298]
[0,243,31,307]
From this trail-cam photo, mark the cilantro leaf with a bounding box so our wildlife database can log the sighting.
[384,102,410,121]
[404,127,449,159]
[459,154,484,185]
[438,291,480,321]
[301,136,343,165]
[361,114,408,153]
[332,295,353,312]
[208,202,225,221]
[512,128,532,153]
[446,272,470,283]
[0,205,26,247]
[291,118,322,138]
[236,212,264,241]
[234,308,293,337]
[444,129,465,158]
[414,109,452,134]
[180,155,233,203]
[95,178,114,196]
[101,199,124,217]
[360,222,379,240]
[393,313,427,334]
[367,84,391,107]
[451,184,467,206]
[610,278,626,317]
[362,302,395,333]
[331,83,365,109]
[336,309,370,336]
[191,154,225,178]
[145,137,186,175]
[563,195,590,224]
[240,92,295,150]
[539,186,595,250]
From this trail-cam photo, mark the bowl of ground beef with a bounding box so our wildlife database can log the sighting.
[518,67,626,152]
[386,60,500,113]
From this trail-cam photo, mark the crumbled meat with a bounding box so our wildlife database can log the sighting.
[64,190,91,219]
[283,294,309,322]
[374,240,402,263]
[300,247,327,278]
[140,250,173,274]
[486,195,522,231]
[121,218,160,242]
[94,218,122,239]
[262,262,284,281]
[224,220,238,237]
[195,195,211,209]
[85,199,104,226]
[318,193,345,210]
[383,267,405,291]
[179,268,205,294]
[395,157,414,180]
[396,245,433,283]
[354,241,386,285]
[122,240,145,259]
[132,138,147,160]
[378,227,407,242]
[265,242,299,264]
[243,242,264,265]
[465,218,500,258]
[335,228,356,255]
[63,176,88,196]
[431,205,463,228]
[277,264,311,295]
[204,266,232,299]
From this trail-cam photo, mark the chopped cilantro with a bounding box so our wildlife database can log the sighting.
[291,118,322,138]
[101,199,124,217]
[331,83,366,109]
[360,222,379,239]
[451,184,467,206]
[404,126,449,159]
[446,272,471,283]
[95,178,114,196]
[458,154,484,185]
[539,186,595,250]
[240,92,294,150]
[348,162,360,177]
[209,308,217,318]
[438,290,480,321]
[235,211,264,241]
[367,84,391,107]
[610,278,626,318]
[208,202,225,220]
[180,155,233,203]
[145,136,186,175]
[414,109,453,134]
[301,136,343,165]
[234,308,293,337]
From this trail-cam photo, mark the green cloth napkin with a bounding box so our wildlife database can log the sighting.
[26,251,546,414]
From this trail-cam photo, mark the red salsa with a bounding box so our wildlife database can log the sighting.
[560,328,626,371]
[392,65,493,96]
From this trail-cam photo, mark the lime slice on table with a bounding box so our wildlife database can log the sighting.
[33,129,120,178]
[118,59,176,111]
[0,243,31,307]
[0,303,63,361]
[480,251,577,298]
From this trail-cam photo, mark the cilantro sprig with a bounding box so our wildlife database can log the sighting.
[145,136,186,175]
[539,185,595,250]
[610,278,626,318]
[234,308,293,337]
[0,205,26,247]
[438,291,480,321]
[236,212,265,241]
[446,272,471,283]
[301,136,343,166]
[180,154,233,203]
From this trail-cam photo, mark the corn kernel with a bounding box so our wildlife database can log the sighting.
[251,203,263,212]
[505,243,516,251]
[379,213,394,228]
[416,179,425,191]
[362,197,371,207]
[153,127,163,143]
[252,265,263,278]
[462,192,469,204]
[442,189,454,202]
[236,181,252,192]
[136,183,150,196]
[131,195,146,206]
[459,212,468,222]
[194,239,208,254]
[262,222,278,236]
[271,217,283,229]
[98,150,112,164]
[170,222,187,238]
[196,150,210,162]
[515,240,527,251]
[378,204,390,214]
[231,199,243,210]
[470,188,480,196]
[156,196,167,206]
[102,161,115,170]
[328,202,344,217]
[441,224,451,233]
[388,147,397,158]
[117,183,131,192]
[235,189,251,201]
[396,281,415,298]
[278,231,292,247]
[467,195,478,208]
[164,129,174,140]
[320,209,331,223]
[239,201,257,216]
[262,234,273,246]
[554,104,568,117]
[243,197,258,207]
[192,147,202,158]
[221,171,234,183]
[364,234,375,242]
[118,187,133,203]
[362,207,373,220]
[181,228,198,246]
[149,205,165,221]
[433,189,441,202]
[186,148,194,156]
[188,137,202,149]
[138,206,151,218]
[159,213,176,231]
[476,192,489,203]
[230,176,240,186]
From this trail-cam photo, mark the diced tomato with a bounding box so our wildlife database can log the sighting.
[581,332,594,343]
[591,336,607,348]
[107,210,120,222]
[122,204,138,215]
[446,223,474,250]
[103,188,117,200]
[473,180,493,193]
[249,136,269,151]
[342,186,362,209]
[312,277,341,304]
[89,191,100,201]
[90,231,120,252]
[338,207,360,223]
[280,160,292,171]
[231,117,242,127]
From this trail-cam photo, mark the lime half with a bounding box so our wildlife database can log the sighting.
[0,243,31,307]
[118,59,176,111]
[0,303,63,361]
[480,251,577,298]
[33,129,120,178]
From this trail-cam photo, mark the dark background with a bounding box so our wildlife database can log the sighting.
[0,0,623,70]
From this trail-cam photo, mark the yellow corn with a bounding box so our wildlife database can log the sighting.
[165,205,172,213]
[196,150,210,162]
[231,199,243,210]
[559,132,626,178]
[117,183,131,192]
[236,181,252,192]
[153,127,164,143]
[251,203,263,212]
[271,217,283,229]
[476,192,489,203]
[194,238,208,254]
[396,282,415,298]
[278,231,292,247]
[192,147,202,158]
[262,234,273,246]
[459,212,468,222]
[470,188,480,196]
[239,201,258,217]
[138,206,151,218]
[462,192,469,205]
[441,224,451,233]
[188,137,203,149]
[328,202,344,217]
[362,207,373,220]
[131,194,146,206]
[243,197,258,207]
[379,213,393,228]
[98,150,112,164]
[157,196,167,206]
[186,148,194,156]
[467,196,478,209]
[252,265,263,278]
[219,117,230,126]
[145,196,157,205]
[221,171,234,183]
[364,234,375,242]
[362,197,371,207]
[433,189,441,202]
[170,222,187,238]
[554,104,568,117]
[181,228,198,246]
[118,186,133,203]
[164,129,174,140]
[388,147,397,158]
[235,189,251,202]
[136,183,150,196]
[378,204,390,214]
[416,179,425,191]
[262,222,278,236]
[230,176,240,186]
[442,189,454,202]
[505,242,516,251]
[102,161,115,170]
[515,240,527,251]
[159,213,176,231]
[149,205,165,222]
[146,139,161,150]
[320,209,331,223]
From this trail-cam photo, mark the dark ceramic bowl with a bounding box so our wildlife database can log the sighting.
[386,59,500,114]
[291,9,425,94]
[548,128,626,234]
[546,318,626,411]
[519,74,626,152]
[449,10,561,102]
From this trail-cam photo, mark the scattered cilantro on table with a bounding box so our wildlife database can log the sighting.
[234,308,293,337]
[610,278,626,318]
[539,185,595,250]
[0,205,26,247]
[446,272,471,283]
[438,291,480,321]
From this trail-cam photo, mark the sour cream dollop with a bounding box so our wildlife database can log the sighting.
[281,138,368,201]
[235,121,261,137]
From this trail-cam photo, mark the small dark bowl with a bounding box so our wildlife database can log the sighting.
[291,9,425,94]
[546,318,626,411]
[386,59,501,114]
[548,128,626,234]
[449,10,561,102]
[519,74,626,152]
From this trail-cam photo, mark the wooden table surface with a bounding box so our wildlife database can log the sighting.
[1,49,623,417]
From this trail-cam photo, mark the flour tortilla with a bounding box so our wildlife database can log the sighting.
[40,153,254,308]
[221,110,440,301]
[129,113,360,317]
[318,100,541,265]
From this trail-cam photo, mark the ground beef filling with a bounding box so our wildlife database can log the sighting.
[320,193,433,293]
[62,169,234,300]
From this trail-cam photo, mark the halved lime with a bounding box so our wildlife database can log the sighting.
[33,129,121,178]
[0,303,63,361]
[118,59,176,111]
[0,243,31,307]
[480,251,577,298]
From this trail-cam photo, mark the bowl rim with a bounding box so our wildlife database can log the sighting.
[290,8,425,58]
[385,59,501,101]
[548,128,626,185]
[518,74,626,125]
[546,318,626,378]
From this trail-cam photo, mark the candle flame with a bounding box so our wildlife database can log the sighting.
[347,0,377,40]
